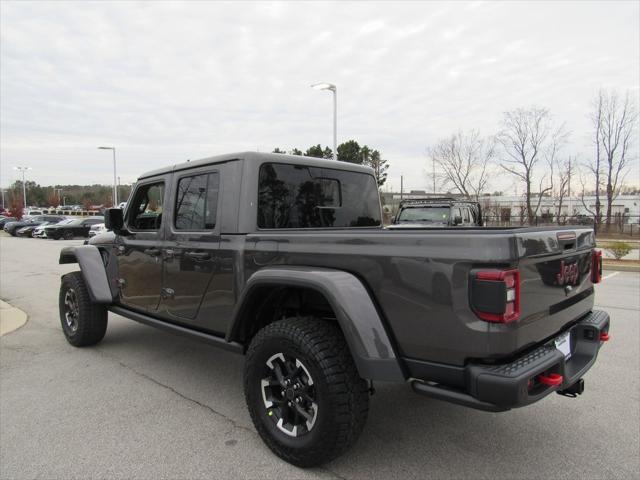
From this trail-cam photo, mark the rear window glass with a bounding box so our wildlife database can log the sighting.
[258,163,381,229]
[398,207,450,224]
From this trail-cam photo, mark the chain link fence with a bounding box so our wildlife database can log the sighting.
[483,214,640,237]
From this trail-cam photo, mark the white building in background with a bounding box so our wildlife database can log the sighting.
[481,195,640,220]
[381,191,640,223]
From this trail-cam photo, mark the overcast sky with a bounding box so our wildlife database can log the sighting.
[1,0,638,194]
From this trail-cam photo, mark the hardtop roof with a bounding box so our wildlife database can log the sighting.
[138,151,375,180]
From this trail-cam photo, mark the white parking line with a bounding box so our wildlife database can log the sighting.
[602,272,620,281]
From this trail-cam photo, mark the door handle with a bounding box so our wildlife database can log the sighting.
[185,251,211,260]
[143,248,161,256]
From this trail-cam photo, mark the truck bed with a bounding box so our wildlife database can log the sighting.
[240,225,596,366]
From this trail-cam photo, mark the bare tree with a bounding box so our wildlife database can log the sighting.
[586,91,605,231]
[544,126,570,222]
[497,107,567,224]
[596,89,638,231]
[428,130,493,201]
[578,169,598,225]
[552,157,573,224]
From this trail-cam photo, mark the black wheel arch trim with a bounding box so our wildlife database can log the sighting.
[59,245,114,304]
[227,266,406,382]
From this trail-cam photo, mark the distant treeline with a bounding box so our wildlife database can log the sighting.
[3,181,133,209]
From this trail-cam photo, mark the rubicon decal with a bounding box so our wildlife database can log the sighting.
[557,260,579,286]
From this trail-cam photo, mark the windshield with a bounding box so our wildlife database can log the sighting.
[397,206,450,224]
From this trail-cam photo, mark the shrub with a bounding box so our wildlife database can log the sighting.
[607,241,633,260]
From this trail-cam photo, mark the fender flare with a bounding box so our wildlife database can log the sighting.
[228,266,405,382]
[59,245,113,304]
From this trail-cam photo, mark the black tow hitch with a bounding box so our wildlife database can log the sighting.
[557,378,585,398]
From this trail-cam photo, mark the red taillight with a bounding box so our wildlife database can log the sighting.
[591,249,602,284]
[473,269,520,323]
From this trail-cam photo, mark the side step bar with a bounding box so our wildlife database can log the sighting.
[109,306,244,354]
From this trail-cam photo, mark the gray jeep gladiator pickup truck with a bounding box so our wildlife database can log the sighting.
[58,152,610,467]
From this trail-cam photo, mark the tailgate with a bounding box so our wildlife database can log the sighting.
[488,228,596,356]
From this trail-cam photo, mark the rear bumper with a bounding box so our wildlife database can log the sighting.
[411,310,610,411]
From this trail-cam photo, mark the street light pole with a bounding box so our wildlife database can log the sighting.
[98,146,118,206]
[13,166,31,208]
[311,83,337,161]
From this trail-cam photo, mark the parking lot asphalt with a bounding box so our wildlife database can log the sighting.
[0,235,638,480]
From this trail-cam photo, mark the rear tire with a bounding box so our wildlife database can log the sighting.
[244,317,369,467]
[59,272,108,347]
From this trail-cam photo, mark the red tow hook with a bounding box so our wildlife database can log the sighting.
[538,373,564,386]
[600,332,610,342]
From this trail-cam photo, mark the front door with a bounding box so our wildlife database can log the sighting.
[116,179,167,312]
[159,169,221,324]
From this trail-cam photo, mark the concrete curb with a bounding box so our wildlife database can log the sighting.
[0,300,28,336]
[602,263,640,273]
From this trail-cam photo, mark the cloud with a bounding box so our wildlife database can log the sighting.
[1,0,638,193]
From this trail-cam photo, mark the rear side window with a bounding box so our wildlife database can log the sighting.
[175,172,220,230]
[258,163,381,229]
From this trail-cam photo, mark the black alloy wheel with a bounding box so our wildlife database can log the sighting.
[260,352,318,437]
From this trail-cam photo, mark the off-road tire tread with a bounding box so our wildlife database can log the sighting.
[244,317,369,467]
[59,271,108,347]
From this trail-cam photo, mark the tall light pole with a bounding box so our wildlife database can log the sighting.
[98,146,118,206]
[13,166,32,208]
[311,83,337,161]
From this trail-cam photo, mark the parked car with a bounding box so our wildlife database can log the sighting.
[24,209,43,216]
[88,223,106,237]
[389,198,483,228]
[4,215,66,236]
[33,219,71,238]
[16,221,51,237]
[58,152,609,467]
[0,215,17,229]
[46,217,103,240]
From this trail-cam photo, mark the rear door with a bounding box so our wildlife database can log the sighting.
[158,167,221,324]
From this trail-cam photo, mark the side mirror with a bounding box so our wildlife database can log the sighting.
[104,208,125,234]
[453,215,463,225]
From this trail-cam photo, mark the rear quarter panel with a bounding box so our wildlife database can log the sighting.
[242,229,521,365]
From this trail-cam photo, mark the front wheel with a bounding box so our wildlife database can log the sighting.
[244,317,369,467]
[59,272,108,347]
[63,231,74,240]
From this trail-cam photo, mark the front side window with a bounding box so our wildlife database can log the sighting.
[128,182,165,230]
[258,163,381,229]
[175,172,220,230]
